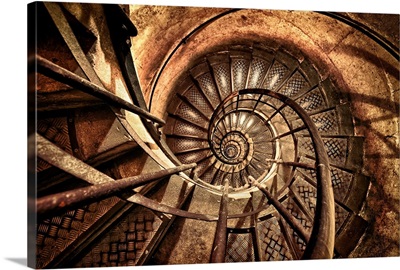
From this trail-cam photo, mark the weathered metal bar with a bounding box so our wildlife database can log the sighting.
[277,214,301,260]
[240,88,334,259]
[265,159,316,170]
[235,93,240,112]
[249,176,310,243]
[37,133,115,185]
[127,193,219,221]
[267,125,307,142]
[37,133,286,222]
[167,112,208,132]
[103,4,146,109]
[36,90,105,112]
[136,184,196,265]
[210,179,229,263]
[252,93,263,112]
[127,187,273,221]
[37,163,196,215]
[302,163,334,259]
[177,93,211,122]
[35,55,165,126]
[174,147,211,156]
[46,201,135,268]
[44,2,102,86]
[36,133,218,220]
[236,94,263,131]
[264,102,288,123]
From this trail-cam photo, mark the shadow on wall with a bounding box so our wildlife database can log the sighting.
[340,43,399,160]
[342,44,399,81]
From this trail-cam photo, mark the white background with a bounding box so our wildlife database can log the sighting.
[0,0,398,269]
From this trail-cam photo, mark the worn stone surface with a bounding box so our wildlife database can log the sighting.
[343,12,400,50]
[328,28,399,258]
[129,5,229,106]
[150,186,220,264]
[74,105,136,161]
[142,9,357,119]
[151,216,216,264]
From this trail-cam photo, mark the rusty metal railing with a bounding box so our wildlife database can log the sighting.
[205,89,335,260]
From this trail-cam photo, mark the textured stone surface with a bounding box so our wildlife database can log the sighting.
[150,186,219,264]
[328,26,399,258]
[129,5,229,105]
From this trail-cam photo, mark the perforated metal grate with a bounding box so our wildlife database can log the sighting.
[293,231,307,253]
[280,105,300,119]
[184,86,213,118]
[283,197,313,231]
[177,102,208,128]
[173,120,207,138]
[247,162,262,179]
[75,207,162,268]
[330,167,353,202]
[230,172,242,188]
[195,157,213,177]
[213,169,229,186]
[176,149,211,164]
[335,203,351,233]
[213,63,232,100]
[200,165,218,184]
[241,113,268,134]
[197,73,221,108]
[247,58,269,89]
[281,71,308,97]
[293,175,317,215]
[257,217,293,261]
[225,232,255,262]
[36,197,121,269]
[167,137,206,153]
[297,88,326,112]
[262,61,287,90]
[298,137,316,157]
[323,138,348,166]
[37,117,72,172]
[298,137,348,166]
[232,58,250,92]
[297,158,354,205]
[310,110,339,135]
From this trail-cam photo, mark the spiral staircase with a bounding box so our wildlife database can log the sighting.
[28,2,398,269]
[160,44,366,262]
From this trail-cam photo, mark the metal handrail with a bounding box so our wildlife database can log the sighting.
[37,163,196,216]
[35,55,166,126]
[203,89,334,258]
[235,89,335,259]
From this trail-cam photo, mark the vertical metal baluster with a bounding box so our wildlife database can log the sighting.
[210,179,230,263]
